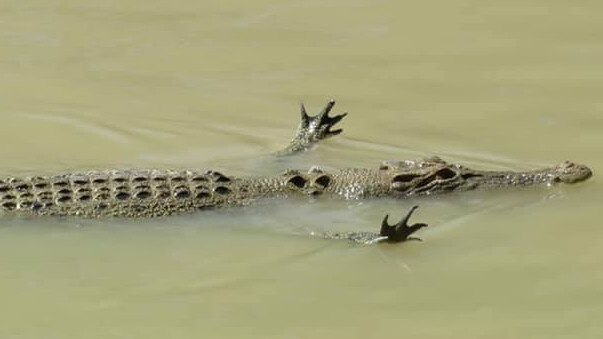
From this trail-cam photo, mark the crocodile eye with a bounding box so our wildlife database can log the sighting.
[435,168,457,180]
[392,174,420,183]
[286,175,307,189]
[391,173,421,191]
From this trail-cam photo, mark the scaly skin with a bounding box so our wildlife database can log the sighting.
[0,101,593,243]
[0,156,592,218]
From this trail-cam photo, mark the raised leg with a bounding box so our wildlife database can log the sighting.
[380,206,428,243]
[317,206,428,245]
[275,99,347,156]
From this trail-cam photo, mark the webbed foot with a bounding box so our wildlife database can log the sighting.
[276,99,347,156]
[380,205,428,243]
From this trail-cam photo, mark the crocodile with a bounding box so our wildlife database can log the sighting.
[0,100,592,243]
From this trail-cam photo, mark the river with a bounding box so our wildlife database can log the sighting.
[0,1,601,338]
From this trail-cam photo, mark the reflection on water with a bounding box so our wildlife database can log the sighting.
[1,0,602,338]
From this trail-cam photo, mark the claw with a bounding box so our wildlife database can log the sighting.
[327,128,343,137]
[380,205,428,243]
[300,103,310,127]
[327,112,347,125]
[318,99,336,118]
[313,100,345,138]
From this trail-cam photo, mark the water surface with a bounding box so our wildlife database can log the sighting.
[1,1,602,338]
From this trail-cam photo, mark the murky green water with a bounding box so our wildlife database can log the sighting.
[1,1,602,338]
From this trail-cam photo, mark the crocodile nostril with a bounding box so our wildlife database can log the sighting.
[312,175,331,189]
[286,175,307,189]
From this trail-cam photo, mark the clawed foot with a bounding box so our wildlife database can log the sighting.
[300,99,347,141]
[314,205,428,245]
[276,99,347,156]
[380,205,428,243]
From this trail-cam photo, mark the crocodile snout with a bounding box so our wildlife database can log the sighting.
[553,161,593,184]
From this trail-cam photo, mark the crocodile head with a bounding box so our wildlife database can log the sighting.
[550,161,592,184]
[378,157,593,197]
